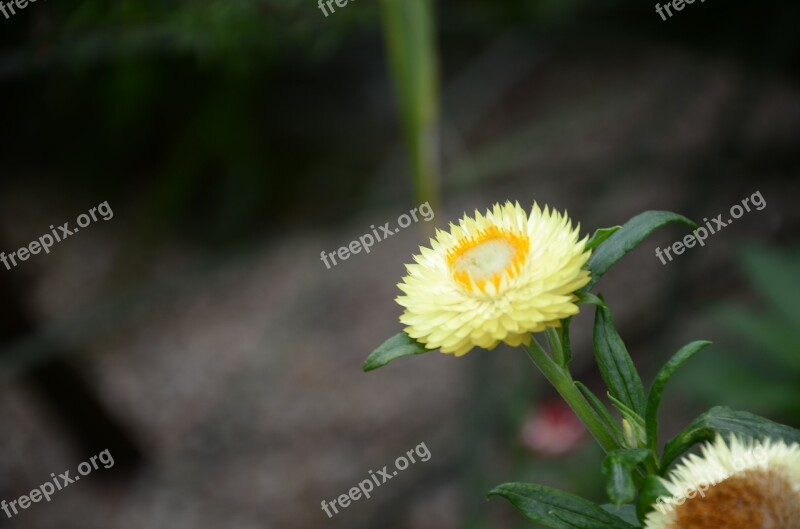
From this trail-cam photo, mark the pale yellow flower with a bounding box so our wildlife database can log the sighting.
[397,201,590,356]
[645,435,800,529]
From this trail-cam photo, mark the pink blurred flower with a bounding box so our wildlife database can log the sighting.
[520,400,586,456]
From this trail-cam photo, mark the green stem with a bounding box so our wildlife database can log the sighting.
[523,339,618,453]
[645,454,660,475]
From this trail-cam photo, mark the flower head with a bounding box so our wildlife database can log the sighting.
[645,435,800,529]
[396,201,591,356]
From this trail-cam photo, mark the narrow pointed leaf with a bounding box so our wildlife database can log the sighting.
[488,482,638,529]
[578,291,608,308]
[609,394,646,448]
[576,381,624,445]
[594,305,647,417]
[587,226,622,250]
[601,505,641,527]
[645,341,711,451]
[586,211,696,289]
[363,332,432,372]
[546,327,565,366]
[661,407,800,471]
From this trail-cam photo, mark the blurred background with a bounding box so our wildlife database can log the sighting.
[0,0,799,528]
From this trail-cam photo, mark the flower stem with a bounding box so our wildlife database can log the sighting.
[523,339,618,453]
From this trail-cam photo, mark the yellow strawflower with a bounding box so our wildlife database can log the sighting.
[397,201,591,356]
[645,435,800,529]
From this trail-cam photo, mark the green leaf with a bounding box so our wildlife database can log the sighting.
[601,505,641,527]
[661,406,800,471]
[576,381,624,445]
[546,327,566,367]
[645,341,712,451]
[636,475,670,523]
[587,226,622,250]
[602,449,651,506]
[363,332,432,372]
[609,395,647,448]
[488,483,638,529]
[594,305,647,418]
[586,211,696,289]
[577,291,608,308]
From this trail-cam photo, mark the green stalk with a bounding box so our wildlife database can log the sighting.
[523,339,619,453]
[380,0,440,210]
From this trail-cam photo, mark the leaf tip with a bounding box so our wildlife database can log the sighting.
[362,362,377,373]
[485,483,511,500]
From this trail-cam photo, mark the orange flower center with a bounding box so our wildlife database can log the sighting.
[447,226,529,293]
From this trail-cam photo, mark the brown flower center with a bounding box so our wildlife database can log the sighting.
[670,468,800,529]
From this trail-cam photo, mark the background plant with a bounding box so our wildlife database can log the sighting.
[681,244,800,419]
